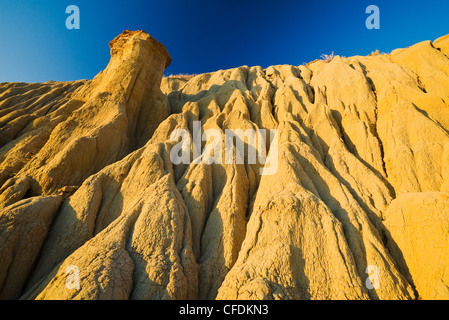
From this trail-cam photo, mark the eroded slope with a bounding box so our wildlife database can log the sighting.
[1,31,449,300]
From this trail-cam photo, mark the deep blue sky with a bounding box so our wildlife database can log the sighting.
[1,0,448,83]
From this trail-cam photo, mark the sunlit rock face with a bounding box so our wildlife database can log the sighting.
[1,30,449,300]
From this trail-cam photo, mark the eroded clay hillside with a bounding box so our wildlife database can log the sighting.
[0,30,448,300]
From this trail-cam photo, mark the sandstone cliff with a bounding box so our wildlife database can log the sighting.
[0,30,448,300]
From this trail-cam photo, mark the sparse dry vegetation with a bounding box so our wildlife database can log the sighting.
[164,73,197,79]
[320,52,335,62]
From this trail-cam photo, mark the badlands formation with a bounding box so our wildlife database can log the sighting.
[1,30,449,300]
